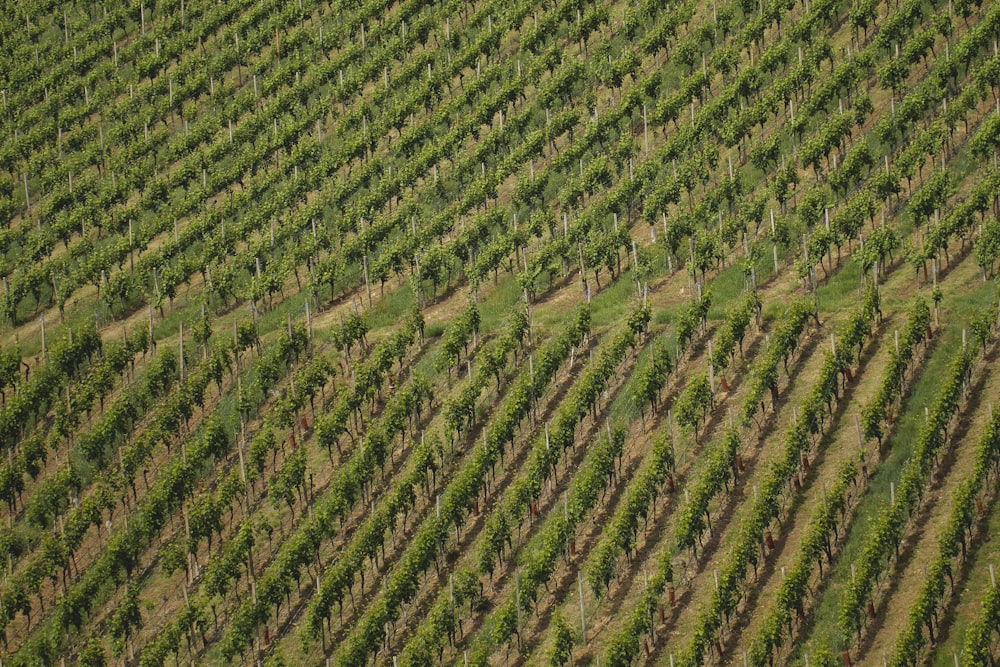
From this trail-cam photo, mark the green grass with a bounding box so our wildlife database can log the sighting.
[815,252,866,314]
[590,270,645,330]
[365,281,418,331]
[479,274,523,331]
[706,260,751,321]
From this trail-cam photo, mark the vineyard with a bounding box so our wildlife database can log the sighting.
[1,0,1000,665]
